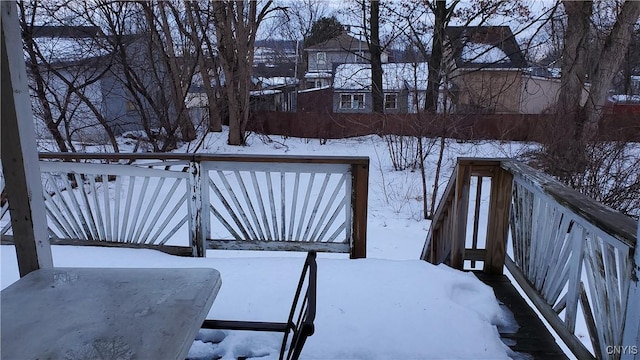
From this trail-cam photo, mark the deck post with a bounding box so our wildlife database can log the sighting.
[451,162,471,269]
[621,220,640,360]
[350,162,368,259]
[188,160,205,257]
[1,2,53,276]
[483,167,513,275]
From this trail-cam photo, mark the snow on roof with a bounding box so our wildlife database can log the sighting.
[333,62,429,91]
[461,43,509,64]
[304,72,333,79]
[250,89,282,96]
[609,94,640,103]
[34,37,109,63]
[258,77,298,87]
[298,85,332,93]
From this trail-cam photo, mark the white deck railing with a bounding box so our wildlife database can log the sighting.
[422,158,639,360]
[1,153,369,258]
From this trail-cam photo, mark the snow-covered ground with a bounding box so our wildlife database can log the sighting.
[2,130,540,359]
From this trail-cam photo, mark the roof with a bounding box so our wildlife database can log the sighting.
[305,31,368,53]
[31,26,103,38]
[333,62,429,91]
[445,26,526,68]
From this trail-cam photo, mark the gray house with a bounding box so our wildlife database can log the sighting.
[332,62,428,113]
[29,27,162,137]
[304,31,377,89]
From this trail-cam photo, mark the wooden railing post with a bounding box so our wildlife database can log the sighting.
[1,2,53,276]
[350,162,369,259]
[483,167,513,275]
[451,163,471,269]
[189,160,205,257]
[621,220,640,360]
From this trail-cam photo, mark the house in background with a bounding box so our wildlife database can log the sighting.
[443,26,574,114]
[304,31,389,90]
[444,26,529,114]
[30,26,163,137]
[332,62,428,113]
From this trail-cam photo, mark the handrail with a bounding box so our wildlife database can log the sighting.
[422,158,639,360]
[38,152,370,165]
[1,153,369,258]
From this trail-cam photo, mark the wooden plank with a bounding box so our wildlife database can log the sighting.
[502,160,636,247]
[202,320,289,332]
[484,168,513,274]
[470,176,483,268]
[1,2,53,276]
[621,220,640,360]
[505,256,596,360]
[187,162,204,257]
[206,239,350,253]
[473,272,568,359]
[451,163,471,269]
[421,173,456,261]
[0,237,194,256]
[39,152,370,166]
[351,163,368,259]
[463,248,486,262]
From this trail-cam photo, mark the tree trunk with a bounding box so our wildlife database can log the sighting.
[370,0,383,114]
[212,0,272,145]
[425,0,447,112]
[582,0,640,138]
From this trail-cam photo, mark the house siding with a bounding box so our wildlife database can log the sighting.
[307,50,369,73]
[452,70,523,113]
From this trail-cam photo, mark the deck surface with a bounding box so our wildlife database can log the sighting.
[474,272,568,360]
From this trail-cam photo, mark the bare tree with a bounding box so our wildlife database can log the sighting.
[212,0,277,145]
[542,1,640,177]
[19,0,120,152]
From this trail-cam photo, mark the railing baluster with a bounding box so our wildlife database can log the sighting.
[114,176,122,241]
[148,190,188,245]
[209,177,251,240]
[310,174,346,242]
[234,170,266,241]
[88,176,105,241]
[280,171,286,240]
[73,173,99,242]
[303,173,331,241]
[471,176,483,268]
[103,174,112,241]
[133,177,165,244]
[295,173,316,241]
[140,177,183,244]
[288,172,300,241]
[120,176,136,242]
[266,171,279,240]
[127,177,149,243]
[251,171,272,241]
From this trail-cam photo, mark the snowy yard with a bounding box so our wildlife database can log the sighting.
[2,131,539,359]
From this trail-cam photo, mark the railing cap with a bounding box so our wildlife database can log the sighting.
[39,152,370,166]
[502,159,637,248]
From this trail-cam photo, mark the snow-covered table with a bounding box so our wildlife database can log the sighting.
[1,267,221,359]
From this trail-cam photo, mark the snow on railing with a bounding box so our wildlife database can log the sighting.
[0,153,369,258]
[422,158,639,360]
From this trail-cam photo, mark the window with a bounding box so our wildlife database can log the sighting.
[384,93,398,110]
[316,52,327,66]
[340,94,365,109]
